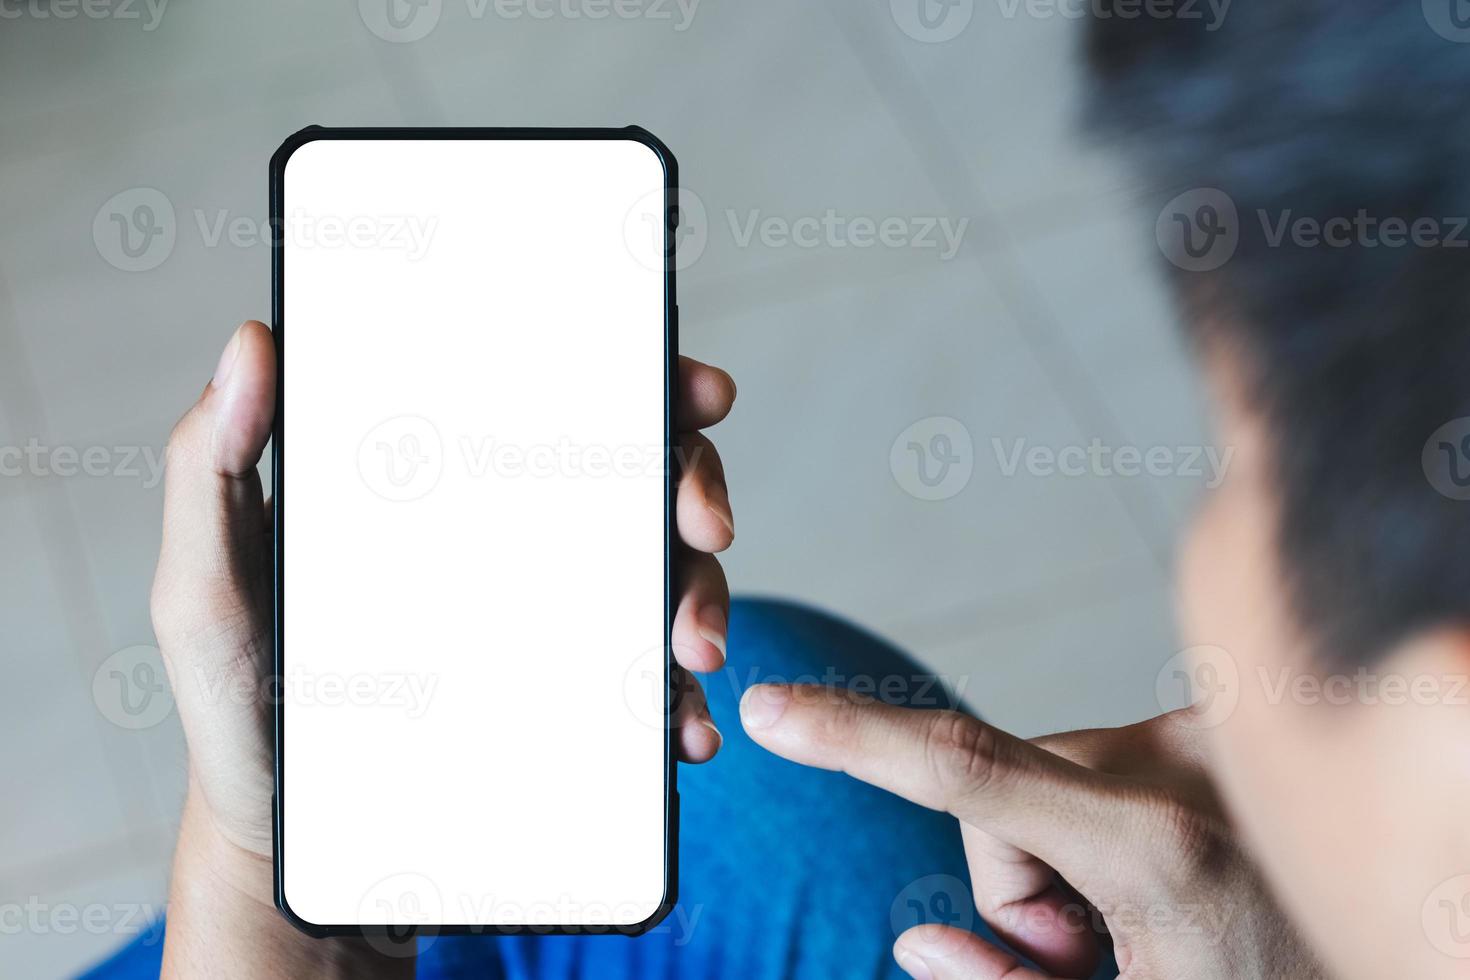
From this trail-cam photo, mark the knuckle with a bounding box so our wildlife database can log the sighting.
[1143,790,1232,874]
[150,561,262,655]
[165,405,202,456]
[1154,708,1207,754]
[161,408,207,480]
[147,574,176,639]
[678,433,711,477]
[811,688,865,748]
[924,710,1001,799]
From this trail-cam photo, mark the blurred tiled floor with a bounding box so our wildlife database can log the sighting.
[0,1,1214,975]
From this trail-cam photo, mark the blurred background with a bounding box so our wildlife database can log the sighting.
[0,0,1219,974]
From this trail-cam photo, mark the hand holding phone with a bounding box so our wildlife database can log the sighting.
[149,274,732,957]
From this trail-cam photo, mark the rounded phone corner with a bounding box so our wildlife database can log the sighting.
[617,881,678,937]
[274,886,337,939]
[270,125,331,181]
[620,126,678,182]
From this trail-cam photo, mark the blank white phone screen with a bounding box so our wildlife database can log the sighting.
[280,137,670,929]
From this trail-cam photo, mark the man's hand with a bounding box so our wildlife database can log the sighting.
[740,685,1324,979]
[150,320,737,976]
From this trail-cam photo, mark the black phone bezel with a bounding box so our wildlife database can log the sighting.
[269,125,680,940]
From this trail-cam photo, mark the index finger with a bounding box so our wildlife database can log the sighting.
[678,356,736,430]
[739,684,1137,885]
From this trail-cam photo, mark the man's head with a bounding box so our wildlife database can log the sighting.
[1089,2,1470,976]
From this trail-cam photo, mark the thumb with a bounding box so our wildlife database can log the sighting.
[895,925,1054,980]
[150,320,276,815]
[151,319,276,644]
[150,320,276,851]
[205,318,276,478]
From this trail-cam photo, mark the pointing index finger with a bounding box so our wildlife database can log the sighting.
[738,683,1133,887]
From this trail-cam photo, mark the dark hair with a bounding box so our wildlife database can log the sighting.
[1086,1,1470,664]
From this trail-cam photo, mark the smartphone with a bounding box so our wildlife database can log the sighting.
[270,127,678,938]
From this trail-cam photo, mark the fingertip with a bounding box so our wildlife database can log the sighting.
[210,321,276,477]
[893,942,935,980]
[672,630,724,674]
[738,683,791,733]
[707,364,736,409]
[705,493,735,549]
[678,358,737,429]
[678,718,722,763]
[676,473,735,553]
[694,603,728,666]
[898,924,961,961]
[895,925,1032,980]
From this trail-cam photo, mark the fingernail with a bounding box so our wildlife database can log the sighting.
[723,369,737,401]
[708,500,734,538]
[696,605,727,662]
[739,684,788,731]
[707,483,735,538]
[894,948,934,980]
[213,325,243,388]
[701,719,723,750]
